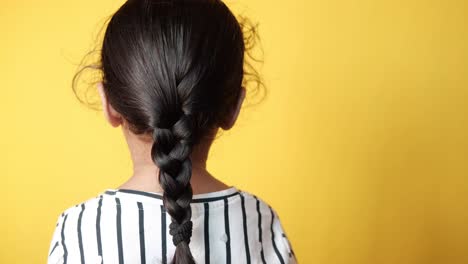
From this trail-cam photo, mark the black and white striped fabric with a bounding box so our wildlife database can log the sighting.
[47,186,297,264]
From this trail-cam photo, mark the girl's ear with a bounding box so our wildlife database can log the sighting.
[220,86,246,130]
[97,82,123,128]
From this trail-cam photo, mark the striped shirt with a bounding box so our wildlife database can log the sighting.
[47,186,297,264]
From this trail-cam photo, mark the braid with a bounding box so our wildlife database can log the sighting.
[151,112,196,264]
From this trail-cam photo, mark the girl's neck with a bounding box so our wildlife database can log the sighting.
[117,163,231,195]
[119,123,228,195]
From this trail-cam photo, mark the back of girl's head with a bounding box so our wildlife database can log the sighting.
[102,0,245,137]
[83,0,262,263]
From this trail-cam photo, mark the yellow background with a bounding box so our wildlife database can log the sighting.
[1,0,468,263]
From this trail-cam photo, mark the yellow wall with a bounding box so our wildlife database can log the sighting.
[1,0,468,263]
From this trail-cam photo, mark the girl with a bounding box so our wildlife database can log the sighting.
[47,0,297,263]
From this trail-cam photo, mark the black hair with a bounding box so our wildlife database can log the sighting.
[72,0,264,263]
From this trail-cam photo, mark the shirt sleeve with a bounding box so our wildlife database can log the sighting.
[47,212,66,264]
[272,207,299,264]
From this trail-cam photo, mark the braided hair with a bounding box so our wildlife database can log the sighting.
[75,0,262,263]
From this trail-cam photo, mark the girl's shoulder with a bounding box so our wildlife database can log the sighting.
[237,189,298,264]
[47,195,103,264]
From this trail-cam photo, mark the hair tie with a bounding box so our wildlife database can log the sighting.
[169,220,193,246]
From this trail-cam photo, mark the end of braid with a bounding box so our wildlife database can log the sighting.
[150,112,196,264]
[172,242,196,264]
